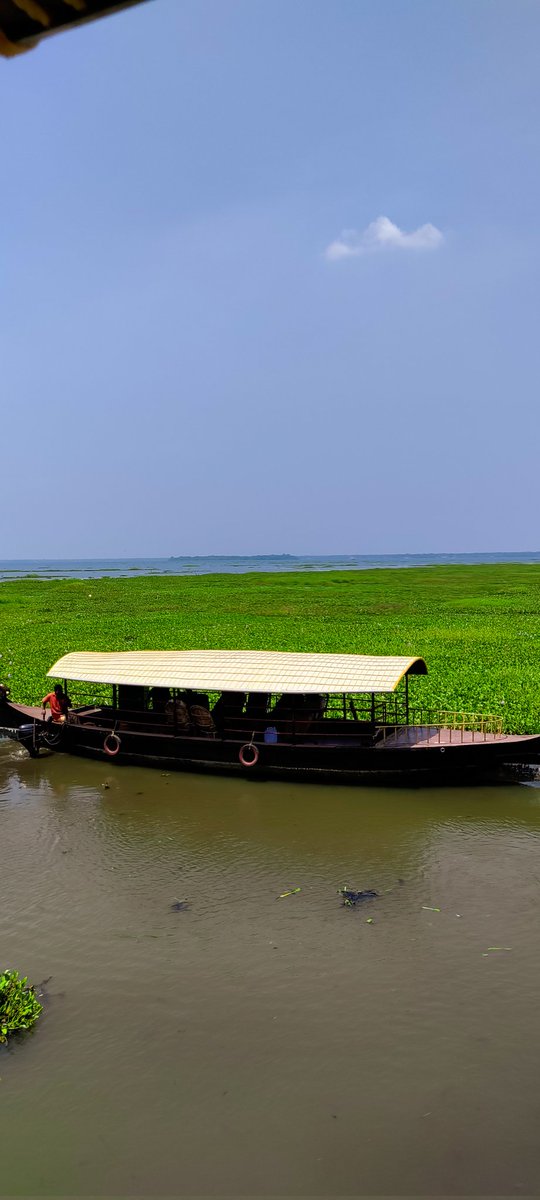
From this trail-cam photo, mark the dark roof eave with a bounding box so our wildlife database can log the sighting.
[0,0,149,57]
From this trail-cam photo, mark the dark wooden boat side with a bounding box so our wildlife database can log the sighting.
[0,700,43,728]
[4,701,539,786]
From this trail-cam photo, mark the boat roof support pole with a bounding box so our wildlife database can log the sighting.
[405,673,409,725]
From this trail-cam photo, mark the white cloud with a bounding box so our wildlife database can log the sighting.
[325,215,444,261]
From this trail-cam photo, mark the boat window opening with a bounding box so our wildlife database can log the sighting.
[47,678,414,744]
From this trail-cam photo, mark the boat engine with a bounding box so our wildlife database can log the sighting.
[16,723,42,757]
[16,720,66,757]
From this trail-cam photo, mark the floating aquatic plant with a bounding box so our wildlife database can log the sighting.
[0,970,43,1044]
[1,564,540,731]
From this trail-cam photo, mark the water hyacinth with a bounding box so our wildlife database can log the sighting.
[0,564,539,731]
[0,970,43,1044]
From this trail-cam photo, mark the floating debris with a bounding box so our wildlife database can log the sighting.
[338,887,379,907]
[170,899,190,912]
[422,906,441,912]
[366,918,374,925]
[277,888,301,899]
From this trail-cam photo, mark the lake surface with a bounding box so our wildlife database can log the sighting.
[2,742,540,1196]
[2,551,540,580]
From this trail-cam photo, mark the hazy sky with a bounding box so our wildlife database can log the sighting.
[2,0,539,557]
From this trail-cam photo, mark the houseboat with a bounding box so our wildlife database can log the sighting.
[2,649,539,784]
[2,648,537,787]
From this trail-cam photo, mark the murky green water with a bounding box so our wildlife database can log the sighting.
[1,741,540,1197]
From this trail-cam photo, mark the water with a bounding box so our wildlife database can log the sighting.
[2,744,540,1195]
[2,551,540,581]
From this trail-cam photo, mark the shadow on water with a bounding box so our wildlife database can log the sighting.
[2,743,540,1195]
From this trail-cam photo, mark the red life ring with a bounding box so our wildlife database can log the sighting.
[104,732,121,757]
[239,742,259,767]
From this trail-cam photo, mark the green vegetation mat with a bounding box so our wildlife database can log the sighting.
[0,970,42,1044]
[1,565,539,732]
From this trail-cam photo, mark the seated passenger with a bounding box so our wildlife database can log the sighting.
[166,695,191,732]
[189,702,216,735]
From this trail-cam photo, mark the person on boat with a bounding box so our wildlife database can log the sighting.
[165,694,191,733]
[41,684,69,723]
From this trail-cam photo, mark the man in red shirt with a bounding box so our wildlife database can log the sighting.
[42,684,69,723]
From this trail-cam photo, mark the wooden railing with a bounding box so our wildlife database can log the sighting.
[378,709,503,745]
[68,702,504,745]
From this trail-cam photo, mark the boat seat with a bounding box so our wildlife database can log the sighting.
[190,705,217,736]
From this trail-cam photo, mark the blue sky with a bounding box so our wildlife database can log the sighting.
[1,0,539,556]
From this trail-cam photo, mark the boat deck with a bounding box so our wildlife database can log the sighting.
[379,725,537,749]
[1,702,43,722]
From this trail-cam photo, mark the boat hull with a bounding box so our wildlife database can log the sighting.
[0,700,43,729]
[7,708,540,786]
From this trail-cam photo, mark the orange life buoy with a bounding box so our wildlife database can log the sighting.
[104,732,121,757]
[239,742,259,767]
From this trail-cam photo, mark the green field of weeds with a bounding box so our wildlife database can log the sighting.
[1,565,540,731]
